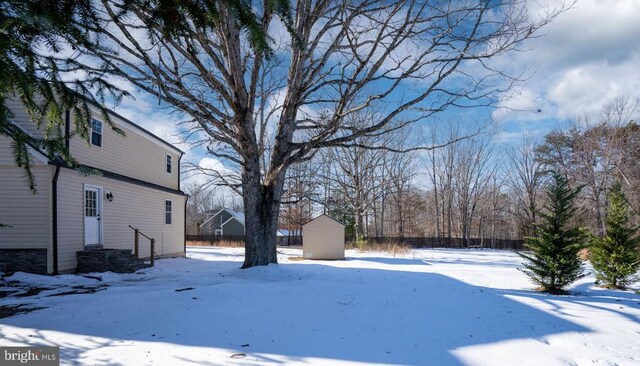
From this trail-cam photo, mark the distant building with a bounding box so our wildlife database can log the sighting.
[199,208,304,246]
[277,228,302,237]
[200,209,245,236]
[276,228,302,246]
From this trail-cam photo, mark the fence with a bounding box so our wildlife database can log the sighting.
[277,236,303,246]
[186,234,302,247]
[360,237,525,251]
[186,234,245,245]
[186,234,524,251]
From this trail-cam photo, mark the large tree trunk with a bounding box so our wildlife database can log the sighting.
[241,165,284,268]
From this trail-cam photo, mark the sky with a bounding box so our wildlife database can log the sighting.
[492,0,640,142]
[106,0,640,189]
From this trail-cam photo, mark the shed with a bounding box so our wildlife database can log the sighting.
[302,214,345,260]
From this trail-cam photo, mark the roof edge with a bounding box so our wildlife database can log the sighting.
[303,214,346,227]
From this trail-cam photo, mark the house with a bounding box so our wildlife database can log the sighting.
[302,214,345,260]
[277,228,302,237]
[198,208,304,245]
[200,208,245,236]
[0,97,187,274]
[276,228,302,246]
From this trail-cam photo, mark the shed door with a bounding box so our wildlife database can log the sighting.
[84,186,102,245]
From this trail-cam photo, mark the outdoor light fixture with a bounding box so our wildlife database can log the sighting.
[105,192,114,202]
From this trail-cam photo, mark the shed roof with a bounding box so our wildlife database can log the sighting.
[302,214,346,227]
[277,228,302,236]
[200,208,246,227]
[225,209,245,225]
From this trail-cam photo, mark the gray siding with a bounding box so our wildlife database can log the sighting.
[222,218,245,235]
[201,211,233,234]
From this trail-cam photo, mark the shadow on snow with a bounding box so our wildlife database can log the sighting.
[0,257,598,365]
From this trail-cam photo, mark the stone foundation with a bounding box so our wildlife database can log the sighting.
[0,249,48,274]
[76,249,148,273]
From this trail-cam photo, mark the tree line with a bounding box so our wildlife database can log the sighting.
[277,97,640,291]
[186,97,640,247]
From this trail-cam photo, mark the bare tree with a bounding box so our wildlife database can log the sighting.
[279,159,318,237]
[600,98,640,212]
[484,169,511,244]
[84,0,566,266]
[537,97,640,235]
[505,135,545,237]
[454,131,496,246]
[423,121,505,244]
[183,182,215,235]
[426,123,459,240]
[384,143,418,239]
[323,112,389,242]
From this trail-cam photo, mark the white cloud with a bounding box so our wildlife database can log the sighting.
[495,0,640,122]
[548,60,640,119]
[493,87,546,121]
[181,157,240,200]
[112,95,192,155]
[198,157,231,173]
[189,157,238,185]
[178,157,242,205]
[107,78,138,95]
[525,0,640,68]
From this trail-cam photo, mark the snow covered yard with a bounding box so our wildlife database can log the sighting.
[0,247,639,366]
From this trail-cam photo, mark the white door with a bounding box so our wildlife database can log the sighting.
[84,186,102,246]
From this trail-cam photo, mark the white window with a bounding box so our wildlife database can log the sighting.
[165,200,172,225]
[91,119,103,147]
[166,154,172,173]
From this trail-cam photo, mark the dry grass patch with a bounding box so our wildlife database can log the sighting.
[578,248,590,261]
[347,241,411,256]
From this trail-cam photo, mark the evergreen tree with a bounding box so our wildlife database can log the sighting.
[590,184,640,289]
[520,173,587,294]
